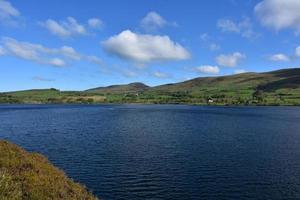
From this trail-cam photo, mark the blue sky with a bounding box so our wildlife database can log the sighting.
[0,0,300,92]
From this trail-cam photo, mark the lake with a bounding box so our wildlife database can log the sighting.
[0,104,300,199]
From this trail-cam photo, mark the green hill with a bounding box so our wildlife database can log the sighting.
[1,68,300,105]
[151,68,300,92]
[143,68,300,105]
[0,140,98,200]
[86,82,149,94]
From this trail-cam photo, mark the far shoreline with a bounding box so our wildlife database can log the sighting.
[0,102,299,107]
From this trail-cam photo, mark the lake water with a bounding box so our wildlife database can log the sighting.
[0,104,300,199]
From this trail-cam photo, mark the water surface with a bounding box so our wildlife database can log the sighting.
[0,104,300,199]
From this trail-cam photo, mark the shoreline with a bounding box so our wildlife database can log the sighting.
[0,102,299,107]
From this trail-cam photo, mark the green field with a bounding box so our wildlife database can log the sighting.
[1,68,300,106]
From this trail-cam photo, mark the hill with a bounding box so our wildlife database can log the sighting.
[0,140,98,200]
[1,68,300,105]
[86,82,149,94]
[151,68,300,92]
[142,68,300,105]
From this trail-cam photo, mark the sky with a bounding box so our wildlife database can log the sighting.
[0,0,300,92]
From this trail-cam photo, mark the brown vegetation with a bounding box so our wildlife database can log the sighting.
[0,140,98,200]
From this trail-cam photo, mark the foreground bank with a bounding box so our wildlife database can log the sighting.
[0,140,98,200]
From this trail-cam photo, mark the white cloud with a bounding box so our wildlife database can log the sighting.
[122,70,138,78]
[0,45,6,55]
[199,34,221,51]
[0,0,19,18]
[153,71,170,78]
[0,0,20,25]
[267,46,300,62]
[195,65,220,74]
[269,53,290,62]
[200,33,210,41]
[209,43,220,51]
[42,17,87,38]
[49,58,65,67]
[3,38,40,61]
[60,46,81,60]
[217,19,240,33]
[102,30,190,63]
[141,11,166,31]
[216,52,246,67]
[1,37,102,67]
[88,18,103,29]
[217,18,258,38]
[140,11,176,32]
[43,19,70,37]
[86,55,102,65]
[234,69,247,74]
[295,46,300,57]
[255,0,300,34]
[1,37,67,67]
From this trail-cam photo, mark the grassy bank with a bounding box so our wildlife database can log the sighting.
[0,140,98,200]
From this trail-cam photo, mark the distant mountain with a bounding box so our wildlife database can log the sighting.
[86,82,149,94]
[1,68,300,105]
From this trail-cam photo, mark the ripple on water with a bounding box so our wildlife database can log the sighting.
[1,104,300,200]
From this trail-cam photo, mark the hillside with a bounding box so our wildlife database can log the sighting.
[0,140,98,200]
[143,68,300,105]
[86,82,149,94]
[0,68,300,105]
[151,68,300,92]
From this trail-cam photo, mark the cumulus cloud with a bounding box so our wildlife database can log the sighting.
[217,18,258,38]
[216,52,245,67]
[195,65,220,74]
[42,17,87,38]
[269,53,290,62]
[1,37,102,67]
[255,0,300,34]
[140,11,177,32]
[0,0,20,25]
[102,30,190,63]
[88,18,103,29]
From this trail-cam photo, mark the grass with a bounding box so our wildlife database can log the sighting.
[0,140,98,200]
